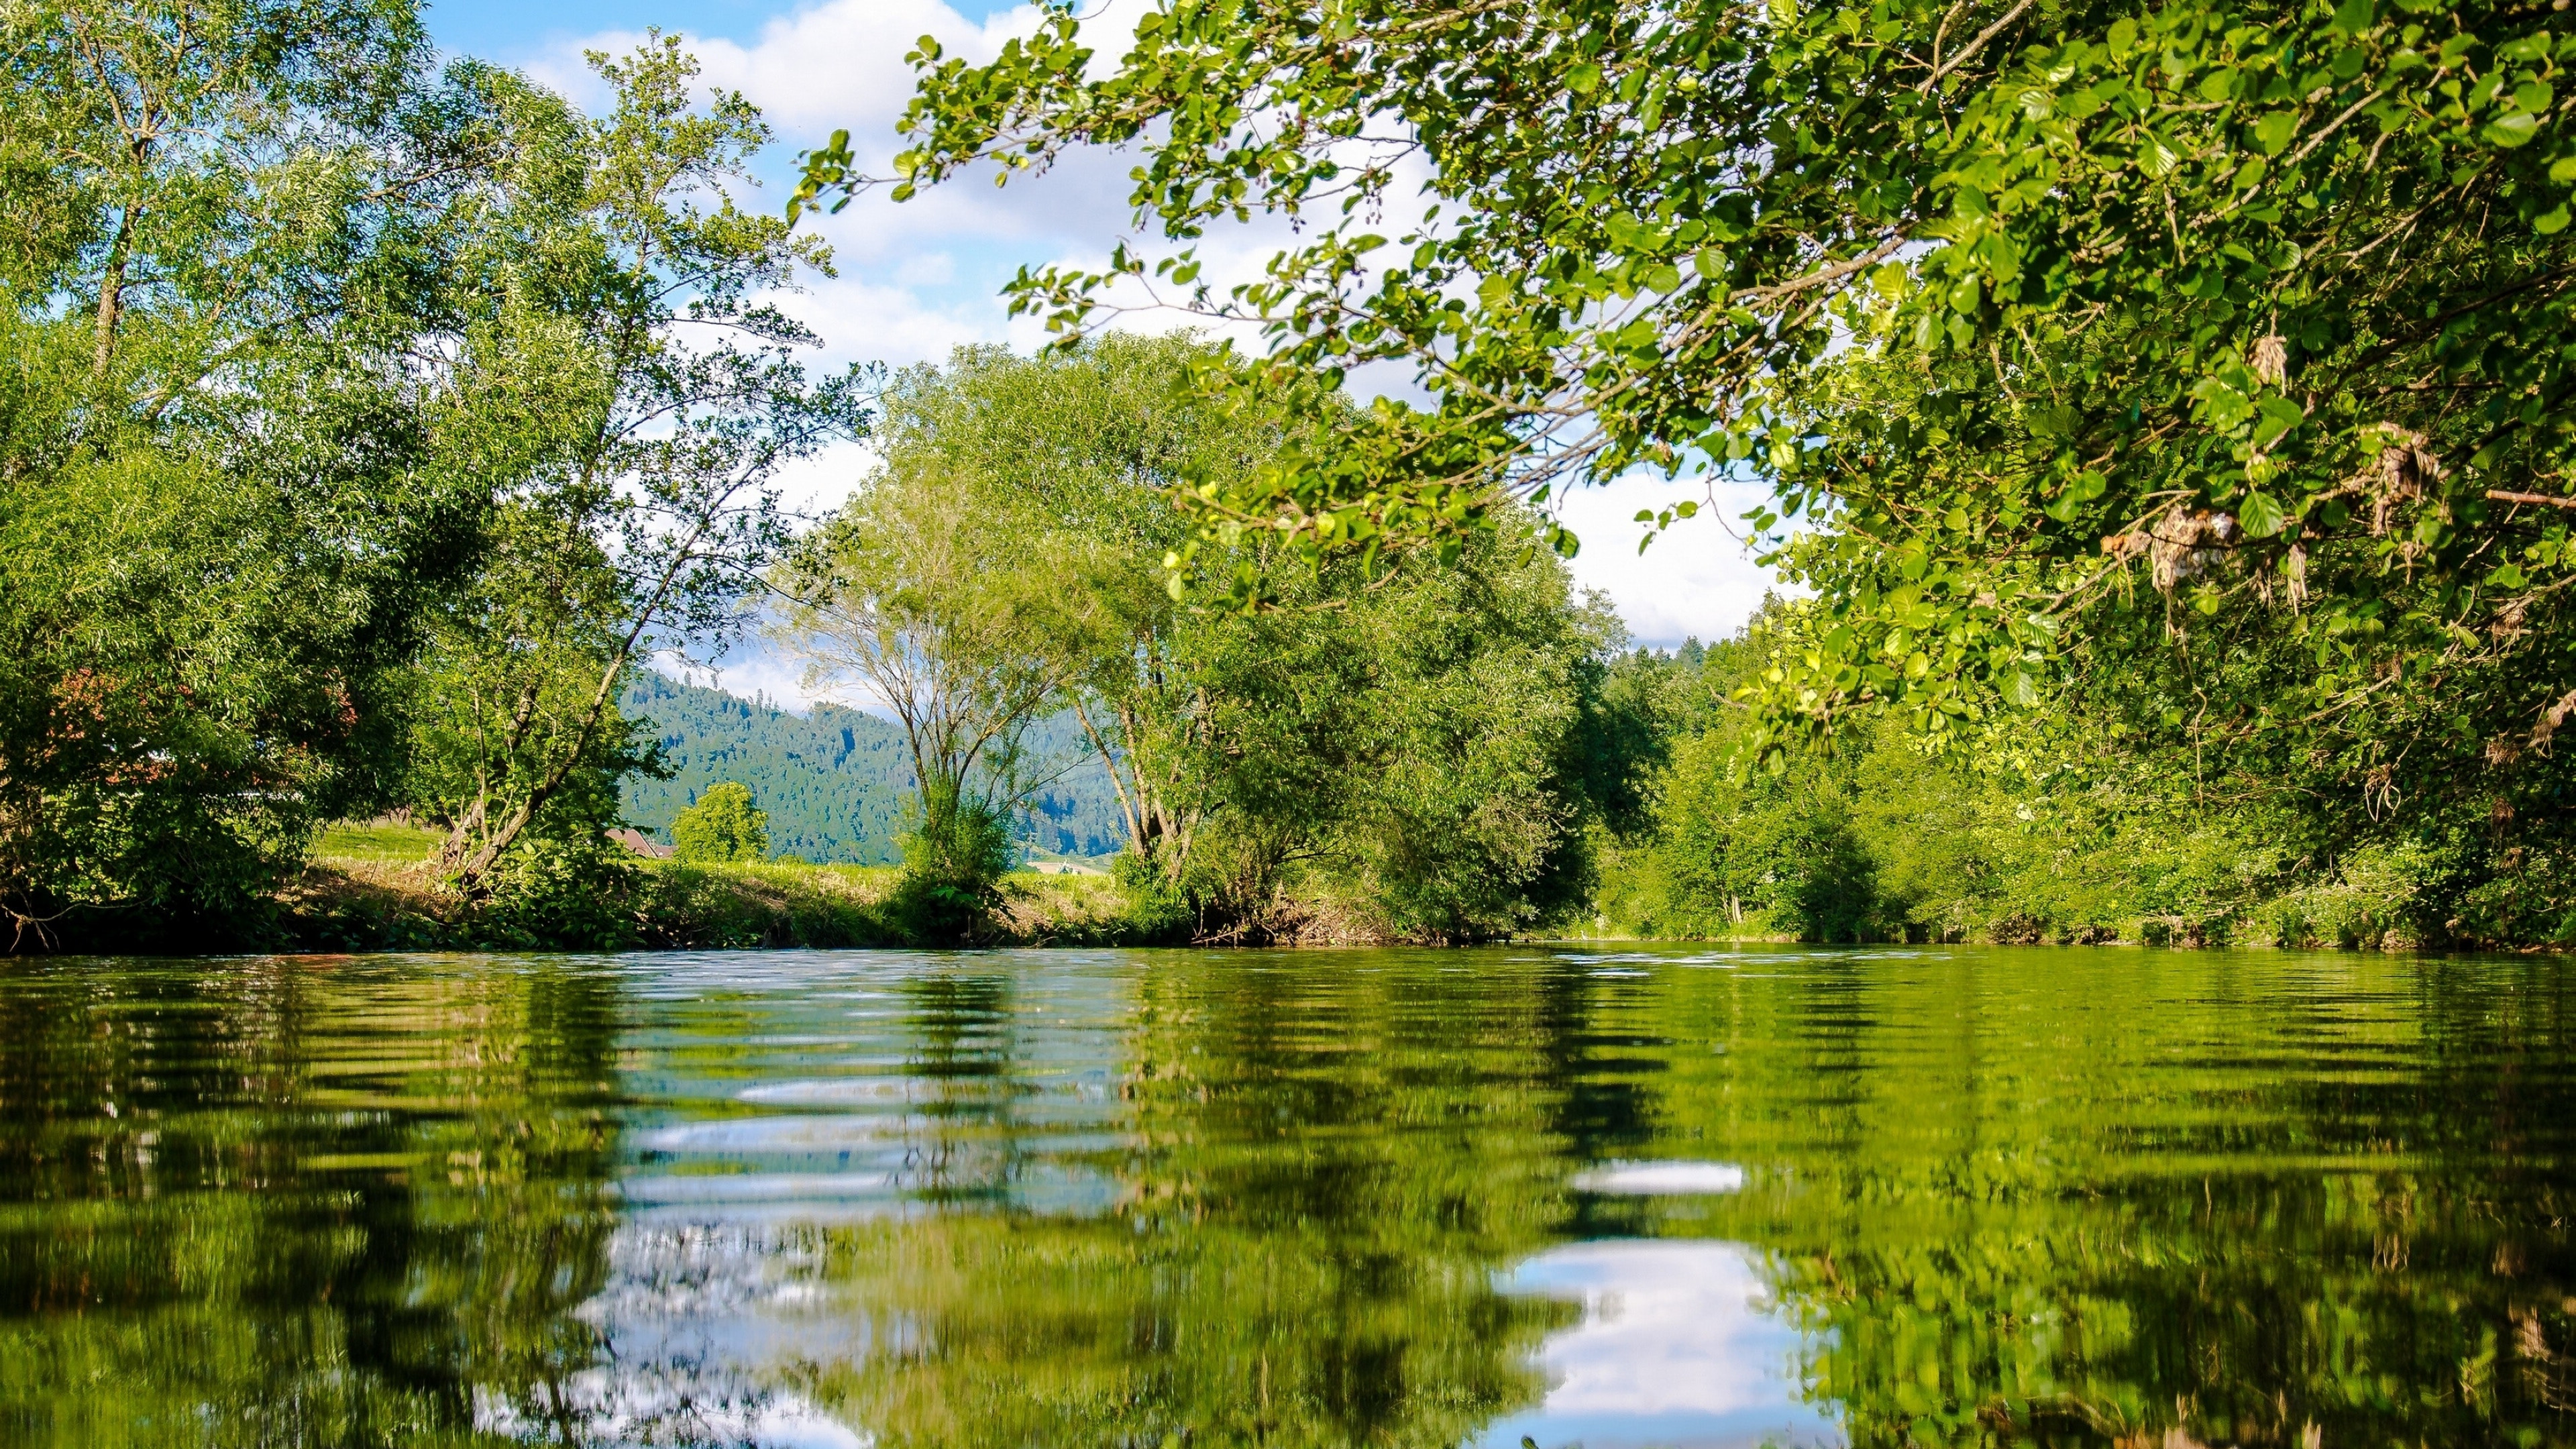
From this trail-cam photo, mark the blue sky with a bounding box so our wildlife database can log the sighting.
[425,0,1029,65]
[423,0,1778,699]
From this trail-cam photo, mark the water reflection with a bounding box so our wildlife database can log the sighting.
[0,947,2569,1446]
[1486,1241,1837,1449]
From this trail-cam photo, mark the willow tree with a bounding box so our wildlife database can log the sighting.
[790,339,1632,941]
[769,384,1085,921]
[802,338,1286,888]
[802,0,2576,930]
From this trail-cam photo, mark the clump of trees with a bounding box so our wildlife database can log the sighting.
[773,337,1647,943]
[1595,598,2572,948]
[1,3,857,948]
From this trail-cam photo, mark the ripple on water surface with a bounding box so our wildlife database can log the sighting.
[0,945,2570,1448]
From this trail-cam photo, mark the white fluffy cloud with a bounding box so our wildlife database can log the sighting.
[531,0,1786,703]
[1553,472,1801,649]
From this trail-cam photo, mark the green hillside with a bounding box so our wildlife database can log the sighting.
[619,674,1126,864]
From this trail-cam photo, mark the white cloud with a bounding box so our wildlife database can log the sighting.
[1479,1239,1842,1449]
[1553,472,1799,649]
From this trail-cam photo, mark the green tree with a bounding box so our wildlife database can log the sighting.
[408,36,871,895]
[0,0,541,944]
[792,339,1635,941]
[769,378,1083,932]
[669,780,770,863]
[803,337,1289,895]
[810,0,2576,930]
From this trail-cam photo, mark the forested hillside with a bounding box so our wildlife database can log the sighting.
[620,675,1126,864]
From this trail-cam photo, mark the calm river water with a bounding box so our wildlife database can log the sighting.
[1,946,2571,1447]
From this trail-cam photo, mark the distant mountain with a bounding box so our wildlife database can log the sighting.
[619,673,1127,864]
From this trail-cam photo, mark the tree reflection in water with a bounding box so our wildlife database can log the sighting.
[0,948,2571,1448]
[0,957,623,1446]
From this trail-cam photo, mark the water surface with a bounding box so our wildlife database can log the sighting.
[2,946,2571,1446]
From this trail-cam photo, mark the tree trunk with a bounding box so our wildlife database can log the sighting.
[92,206,136,382]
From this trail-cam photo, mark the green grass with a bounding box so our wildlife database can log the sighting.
[314,820,443,864]
[279,848,1164,952]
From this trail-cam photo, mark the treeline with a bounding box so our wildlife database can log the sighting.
[834,0,2576,956]
[0,3,1633,950]
[1597,600,2575,951]
[618,675,915,867]
[13,3,2573,953]
[616,676,1130,867]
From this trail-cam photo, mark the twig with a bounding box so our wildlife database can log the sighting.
[2487,488,2576,511]
[1921,0,2034,92]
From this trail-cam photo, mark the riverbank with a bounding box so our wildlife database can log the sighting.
[30,822,2555,956]
[258,825,1440,953]
[278,852,1142,953]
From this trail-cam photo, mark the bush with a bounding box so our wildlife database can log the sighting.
[889,780,1016,943]
[1110,849,1197,943]
[476,833,643,950]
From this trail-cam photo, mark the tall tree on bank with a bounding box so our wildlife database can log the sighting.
[411,37,871,894]
[812,337,1291,886]
[767,379,1084,921]
[0,0,535,942]
[804,0,2576,894]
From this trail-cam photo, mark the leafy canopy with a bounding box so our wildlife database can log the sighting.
[804,0,2576,821]
[0,0,539,938]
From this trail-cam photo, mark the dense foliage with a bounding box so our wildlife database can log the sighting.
[1595,598,2566,945]
[826,0,2576,946]
[0,0,515,943]
[0,5,856,946]
[399,37,867,894]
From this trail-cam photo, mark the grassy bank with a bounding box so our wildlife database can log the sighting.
[273,824,1141,952]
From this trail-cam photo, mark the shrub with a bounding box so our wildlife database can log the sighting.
[477,833,643,950]
[889,780,1016,942]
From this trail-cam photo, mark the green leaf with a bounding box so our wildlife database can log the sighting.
[1566,62,1603,95]
[2253,396,2305,447]
[2486,110,2540,148]
[2330,0,2375,36]
[2003,671,2040,708]
[2253,111,2297,156]
[2238,490,2287,539]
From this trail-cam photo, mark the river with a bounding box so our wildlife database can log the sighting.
[1,946,2569,1446]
